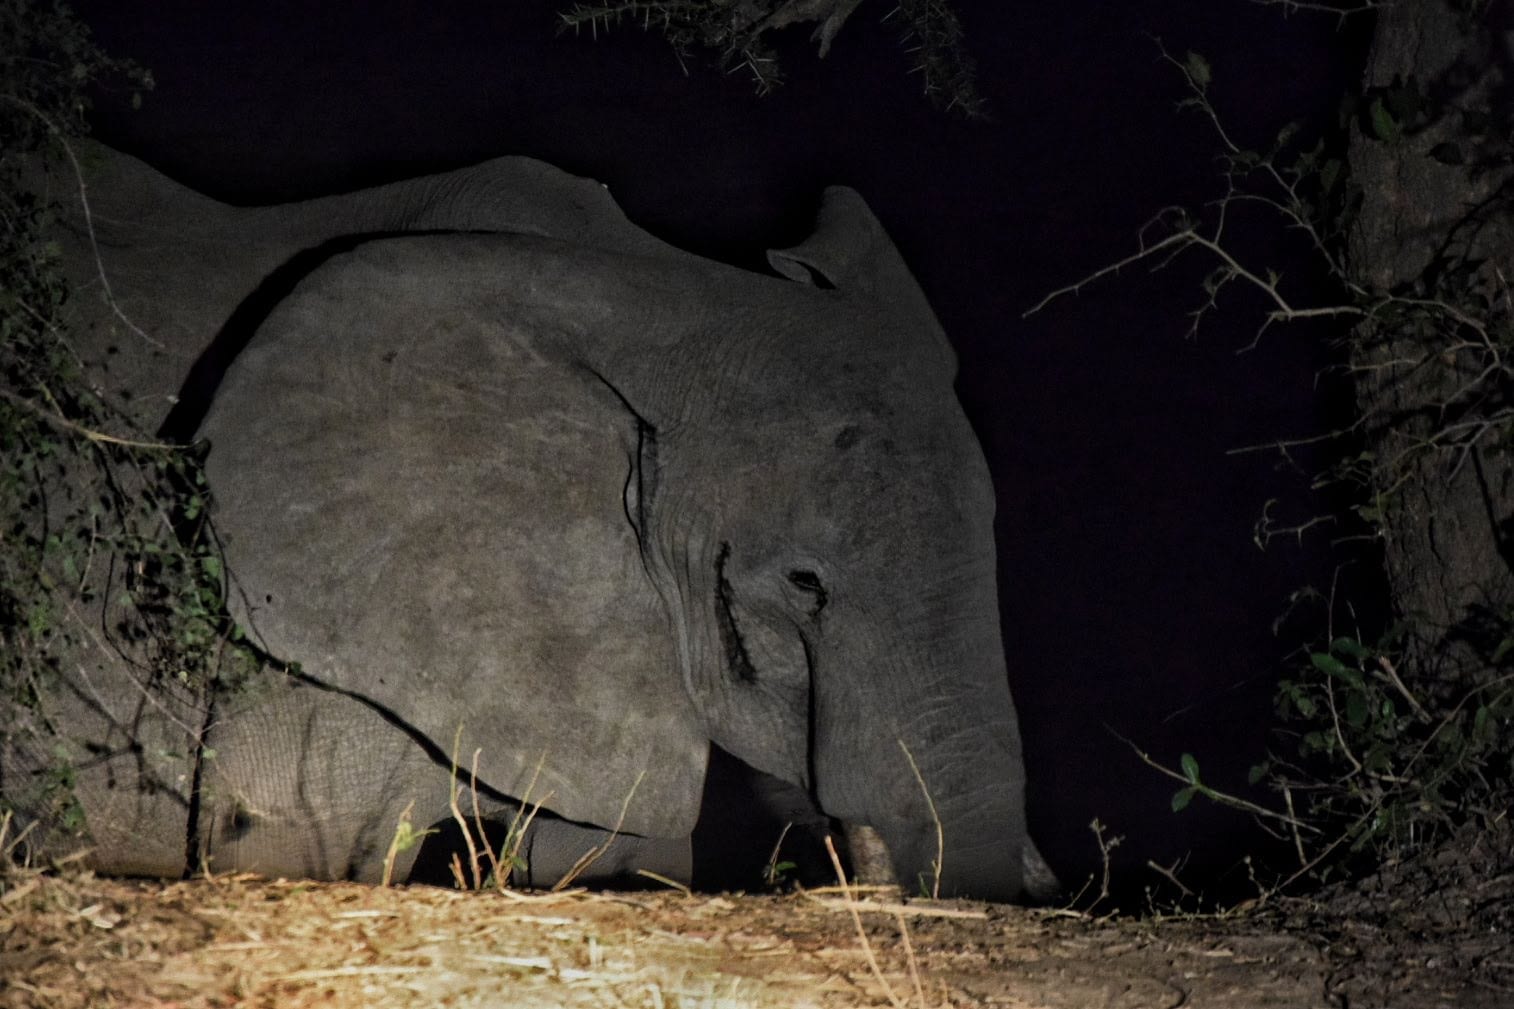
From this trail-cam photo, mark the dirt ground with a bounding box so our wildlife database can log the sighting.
[4,827,1510,1009]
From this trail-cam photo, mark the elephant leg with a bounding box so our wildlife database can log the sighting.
[407,810,692,891]
[203,673,692,890]
[198,675,458,883]
[692,745,835,891]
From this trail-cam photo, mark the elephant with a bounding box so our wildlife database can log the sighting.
[2,142,1056,902]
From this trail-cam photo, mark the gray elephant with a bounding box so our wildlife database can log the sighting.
[3,143,1055,902]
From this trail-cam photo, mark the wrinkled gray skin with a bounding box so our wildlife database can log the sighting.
[5,142,1055,901]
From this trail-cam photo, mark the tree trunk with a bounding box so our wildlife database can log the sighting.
[1347,0,1514,695]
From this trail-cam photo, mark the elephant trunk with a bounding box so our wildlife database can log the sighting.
[817,591,1039,903]
[864,726,1031,903]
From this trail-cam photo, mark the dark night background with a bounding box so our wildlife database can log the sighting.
[65,1,1372,896]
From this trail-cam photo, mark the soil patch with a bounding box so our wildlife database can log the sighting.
[3,859,1508,1008]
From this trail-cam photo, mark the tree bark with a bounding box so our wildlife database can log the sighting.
[1348,0,1514,694]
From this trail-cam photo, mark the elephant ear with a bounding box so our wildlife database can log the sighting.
[766,187,955,367]
[199,235,710,840]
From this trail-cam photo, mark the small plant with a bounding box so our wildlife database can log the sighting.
[1265,632,1513,861]
[381,800,437,887]
[763,822,799,887]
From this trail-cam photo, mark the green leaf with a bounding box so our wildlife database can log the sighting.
[1184,51,1211,90]
[1180,752,1200,783]
[1473,704,1490,738]
[1310,652,1350,677]
[1330,637,1372,660]
[1491,636,1513,665]
[388,821,434,854]
[1171,786,1197,812]
[1368,97,1401,141]
[1346,692,1369,728]
[1247,761,1269,785]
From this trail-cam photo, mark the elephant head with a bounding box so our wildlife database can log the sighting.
[617,244,1033,898]
[190,186,1048,900]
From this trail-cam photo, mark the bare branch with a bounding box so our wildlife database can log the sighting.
[1022,224,1196,317]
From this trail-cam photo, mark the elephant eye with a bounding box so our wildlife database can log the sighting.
[786,569,828,615]
[787,569,822,592]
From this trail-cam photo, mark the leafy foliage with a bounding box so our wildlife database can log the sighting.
[558,0,984,115]
[1,2,255,832]
[1263,633,1513,867]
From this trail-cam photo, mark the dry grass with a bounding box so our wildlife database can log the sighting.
[1,870,949,1008]
[10,860,1504,1008]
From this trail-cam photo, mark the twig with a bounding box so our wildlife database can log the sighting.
[764,821,794,886]
[468,749,503,887]
[1089,817,1118,910]
[802,894,987,920]
[824,834,906,1009]
[1146,858,1196,899]
[496,755,552,891]
[552,771,644,891]
[1373,654,1429,722]
[896,908,925,1007]
[380,799,417,888]
[1022,226,1194,317]
[634,869,691,895]
[1322,670,1365,777]
[1113,729,1321,833]
[40,108,165,350]
[1282,784,1306,867]
[897,738,943,898]
[447,729,483,890]
[448,852,468,890]
[1242,0,1380,22]
[0,389,177,450]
